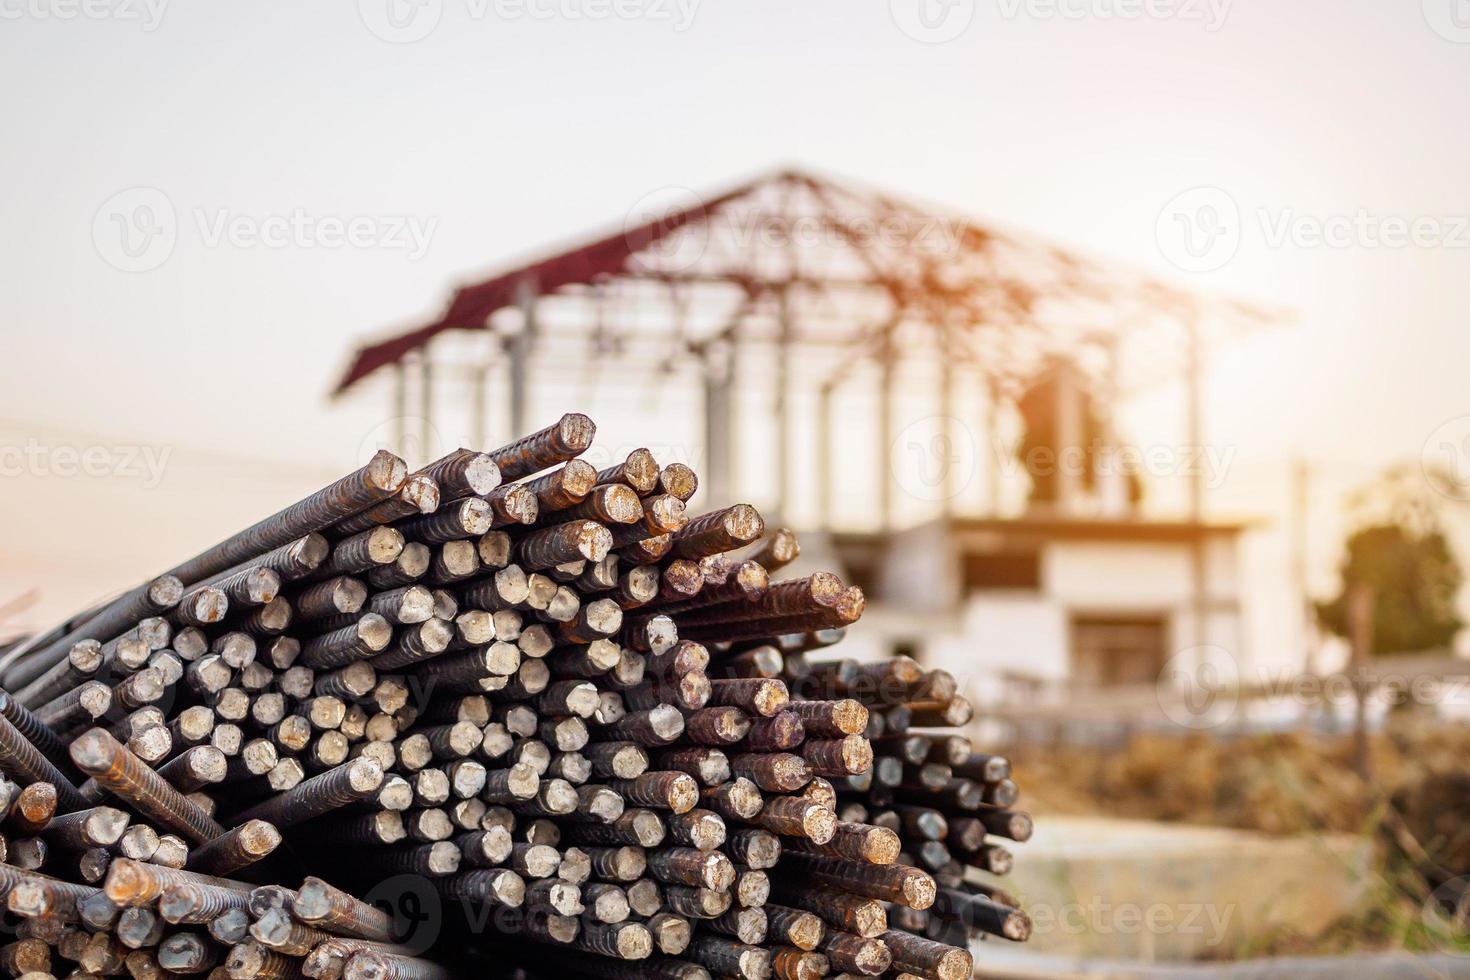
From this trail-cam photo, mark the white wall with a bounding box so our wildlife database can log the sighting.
[912,594,1070,706]
[905,535,1258,698]
[877,521,957,613]
[1040,540,1234,608]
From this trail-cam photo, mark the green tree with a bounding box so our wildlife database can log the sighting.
[1317,465,1463,656]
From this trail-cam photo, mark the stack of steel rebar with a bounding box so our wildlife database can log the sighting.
[0,413,1030,980]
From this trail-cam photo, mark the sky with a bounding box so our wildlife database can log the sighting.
[1,0,1468,633]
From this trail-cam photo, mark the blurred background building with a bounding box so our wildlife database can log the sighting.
[331,166,1277,739]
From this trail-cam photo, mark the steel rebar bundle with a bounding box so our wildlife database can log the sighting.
[0,413,1031,980]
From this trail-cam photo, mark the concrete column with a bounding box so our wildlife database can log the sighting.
[703,340,734,507]
[511,278,538,438]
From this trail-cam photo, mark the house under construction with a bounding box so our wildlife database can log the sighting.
[331,166,1274,718]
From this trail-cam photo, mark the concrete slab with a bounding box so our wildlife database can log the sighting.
[972,947,1470,979]
[996,816,1374,962]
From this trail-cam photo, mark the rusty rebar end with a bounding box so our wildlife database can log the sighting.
[557,413,596,453]
[193,588,229,624]
[659,463,699,501]
[147,575,185,607]
[70,727,119,774]
[239,819,284,857]
[402,474,441,514]
[459,452,502,494]
[103,858,153,906]
[366,450,410,493]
